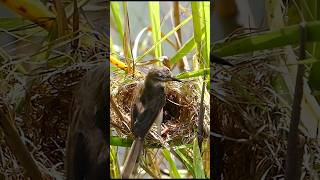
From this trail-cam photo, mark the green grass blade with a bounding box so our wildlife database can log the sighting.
[176,68,209,79]
[110,145,120,178]
[170,36,196,65]
[110,136,132,147]
[202,1,210,67]
[163,149,181,178]
[213,21,320,57]
[175,148,195,177]
[193,138,205,178]
[191,2,202,47]
[191,2,203,69]
[111,1,124,43]
[191,1,210,70]
[149,2,162,58]
[135,15,192,62]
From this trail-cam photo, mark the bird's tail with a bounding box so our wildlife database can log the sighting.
[122,138,144,178]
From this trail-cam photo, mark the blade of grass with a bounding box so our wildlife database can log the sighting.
[170,36,196,65]
[175,148,195,177]
[176,68,209,79]
[191,2,203,70]
[0,17,32,30]
[191,2,202,49]
[111,1,124,44]
[65,0,89,18]
[193,138,205,178]
[53,0,68,37]
[110,136,132,147]
[122,2,133,72]
[149,2,162,58]
[213,21,320,57]
[163,149,181,178]
[201,1,210,67]
[132,27,148,59]
[0,0,55,30]
[135,15,192,62]
[110,145,120,178]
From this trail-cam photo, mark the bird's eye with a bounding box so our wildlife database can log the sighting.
[154,76,163,81]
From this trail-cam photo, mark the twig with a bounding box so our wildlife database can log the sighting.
[197,79,206,151]
[210,132,248,143]
[72,0,79,51]
[284,22,306,180]
[0,101,43,180]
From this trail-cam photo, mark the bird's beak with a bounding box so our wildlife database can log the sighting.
[168,76,182,82]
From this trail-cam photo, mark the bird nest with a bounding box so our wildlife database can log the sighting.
[211,52,320,179]
[0,64,93,179]
[111,78,209,147]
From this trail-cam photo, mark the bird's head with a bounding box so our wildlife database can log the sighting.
[146,66,181,82]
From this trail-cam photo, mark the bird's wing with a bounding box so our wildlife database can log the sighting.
[66,63,108,179]
[66,131,87,180]
[131,93,166,138]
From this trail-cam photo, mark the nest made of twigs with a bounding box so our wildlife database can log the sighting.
[0,65,93,179]
[22,66,89,169]
[211,52,320,179]
[111,77,209,146]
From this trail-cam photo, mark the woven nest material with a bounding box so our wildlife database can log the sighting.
[111,78,210,146]
[22,66,89,164]
[0,66,92,180]
[211,53,320,179]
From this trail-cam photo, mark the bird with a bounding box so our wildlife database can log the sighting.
[121,66,181,178]
[65,63,108,180]
[211,54,234,66]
